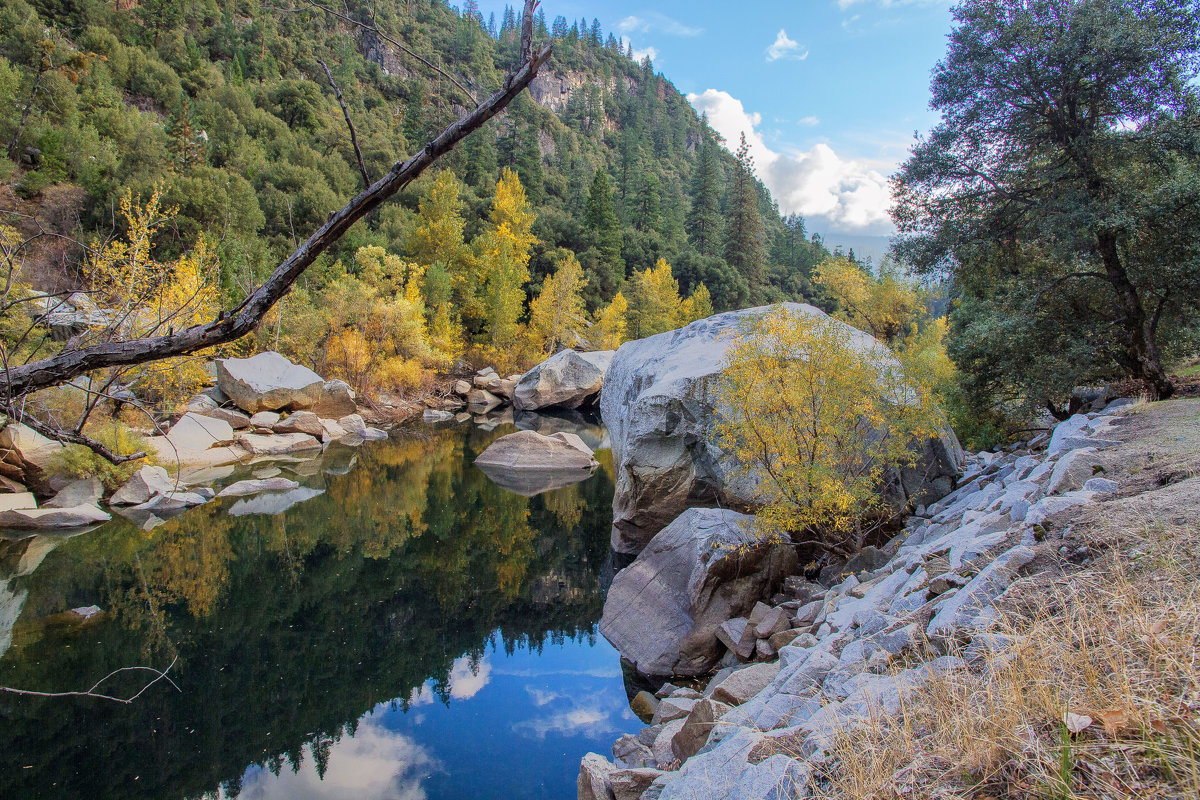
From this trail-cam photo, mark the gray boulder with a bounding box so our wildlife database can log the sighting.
[513,349,614,411]
[600,304,962,553]
[310,380,357,418]
[578,753,616,800]
[474,430,598,471]
[599,508,798,676]
[0,504,110,529]
[44,477,103,508]
[216,352,326,413]
[110,466,178,506]
[273,411,324,437]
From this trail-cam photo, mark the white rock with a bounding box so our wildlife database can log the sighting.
[0,492,37,512]
[0,505,110,529]
[216,478,301,498]
[512,349,614,411]
[234,432,322,455]
[217,352,326,413]
[111,466,178,505]
[166,412,236,450]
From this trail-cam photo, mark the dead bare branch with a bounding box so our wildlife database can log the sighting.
[0,3,550,403]
[317,57,372,188]
[0,656,180,704]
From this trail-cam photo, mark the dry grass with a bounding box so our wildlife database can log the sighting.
[809,513,1200,800]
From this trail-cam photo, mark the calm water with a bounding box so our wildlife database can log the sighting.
[0,417,633,800]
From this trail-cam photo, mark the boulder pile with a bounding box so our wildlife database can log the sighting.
[581,402,1133,800]
[423,350,615,424]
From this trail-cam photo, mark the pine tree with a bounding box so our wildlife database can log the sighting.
[584,167,623,297]
[589,18,602,45]
[634,171,662,234]
[463,129,497,190]
[688,127,724,257]
[725,132,767,295]
[514,123,544,203]
[551,15,568,38]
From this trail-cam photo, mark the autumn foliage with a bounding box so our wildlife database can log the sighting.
[716,307,941,556]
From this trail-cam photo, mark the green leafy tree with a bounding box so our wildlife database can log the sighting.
[893,0,1200,407]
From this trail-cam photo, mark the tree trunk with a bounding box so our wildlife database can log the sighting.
[1096,232,1174,399]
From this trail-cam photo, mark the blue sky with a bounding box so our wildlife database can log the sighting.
[474,1,957,248]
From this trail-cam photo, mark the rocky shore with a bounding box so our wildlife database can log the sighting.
[581,390,1137,798]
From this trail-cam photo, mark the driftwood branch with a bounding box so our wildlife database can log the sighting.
[0,656,180,704]
[8,409,146,463]
[0,2,550,402]
[317,57,372,188]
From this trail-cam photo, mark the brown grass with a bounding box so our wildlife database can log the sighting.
[808,512,1200,800]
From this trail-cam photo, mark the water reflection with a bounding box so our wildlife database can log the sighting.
[0,418,625,800]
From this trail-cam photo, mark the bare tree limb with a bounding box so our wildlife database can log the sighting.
[0,657,180,704]
[317,58,372,189]
[10,410,146,463]
[0,3,550,402]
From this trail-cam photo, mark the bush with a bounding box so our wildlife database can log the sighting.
[48,423,159,492]
[716,307,942,556]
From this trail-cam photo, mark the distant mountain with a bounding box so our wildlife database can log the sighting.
[0,0,833,312]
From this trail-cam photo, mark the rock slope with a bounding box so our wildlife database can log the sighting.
[581,402,1133,800]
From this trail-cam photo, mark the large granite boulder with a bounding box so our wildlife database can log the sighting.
[216,352,327,413]
[600,303,963,554]
[513,349,614,412]
[475,430,599,471]
[599,508,798,677]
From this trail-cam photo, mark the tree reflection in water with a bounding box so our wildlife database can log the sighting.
[0,420,617,800]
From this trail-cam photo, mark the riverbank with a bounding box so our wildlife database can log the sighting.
[582,397,1200,799]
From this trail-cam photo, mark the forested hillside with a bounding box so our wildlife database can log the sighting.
[0,0,834,383]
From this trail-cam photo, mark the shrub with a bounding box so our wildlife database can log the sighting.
[48,423,159,492]
[716,307,942,556]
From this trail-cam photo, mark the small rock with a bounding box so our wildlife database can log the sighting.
[753,606,790,638]
[613,734,655,769]
[768,629,802,651]
[611,768,664,800]
[70,605,103,620]
[652,696,698,725]
[235,432,322,455]
[710,661,781,706]
[338,414,368,435]
[423,409,455,424]
[206,407,252,430]
[630,690,659,723]
[578,753,616,800]
[1083,477,1118,494]
[453,379,471,395]
[45,478,104,508]
[671,697,732,761]
[651,718,687,768]
[111,466,178,506]
[273,410,324,437]
[249,411,281,429]
[716,618,757,661]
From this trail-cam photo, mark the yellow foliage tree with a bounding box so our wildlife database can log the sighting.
[628,258,683,338]
[680,282,714,325]
[592,291,628,350]
[529,251,588,353]
[474,168,537,354]
[813,256,925,346]
[716,307,940,556]
[85,186,220,407]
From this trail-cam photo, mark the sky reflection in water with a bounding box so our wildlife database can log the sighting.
[0,418,630,800]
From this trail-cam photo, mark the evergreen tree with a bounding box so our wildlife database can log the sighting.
[687,128,724,257]
[633,172,662,234]
[551,15,568,38]
[725,133,767,295]
[589,18,602,45]
[463,130,498,190]
[584,167,623,298]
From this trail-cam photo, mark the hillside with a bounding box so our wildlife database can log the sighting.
[0,0,832,324]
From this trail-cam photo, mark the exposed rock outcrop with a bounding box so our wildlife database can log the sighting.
[600,304,963,554]
[513,349,614,412]
[599,508,798,677]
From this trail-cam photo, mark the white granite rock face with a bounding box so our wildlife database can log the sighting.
[217,352,326,413]
[600,304,963,554]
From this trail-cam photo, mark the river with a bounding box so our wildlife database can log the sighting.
[0,416,633,800]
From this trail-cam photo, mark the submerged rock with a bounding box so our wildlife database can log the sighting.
[0,505,110,529]
[599,508,798,677]
[600,303,963,554]
[512,349,614,412]
[216,478,300,498]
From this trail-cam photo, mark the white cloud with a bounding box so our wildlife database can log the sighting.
[617,12,702,37]
[688,89,896,234]
[798,116,821,127]
[766,29,808,62]
[630,43,658,62]
[239,719,439,800]
[447,655,491,700]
